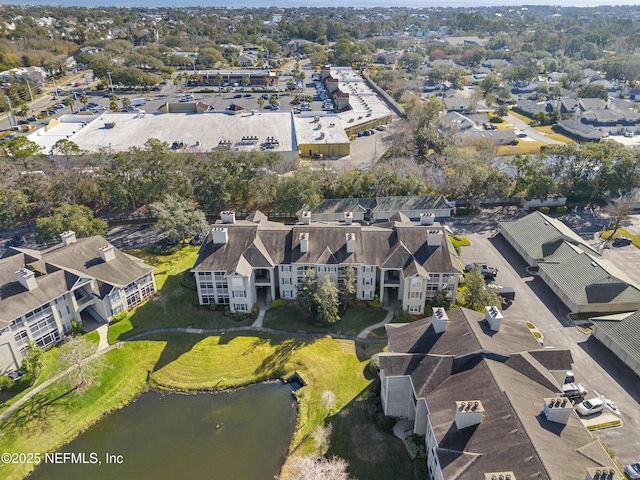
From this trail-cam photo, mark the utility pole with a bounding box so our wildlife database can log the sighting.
[51,74,59,101]
[107,71,114,94]
[25,80,33,102]
[5,95,15,128]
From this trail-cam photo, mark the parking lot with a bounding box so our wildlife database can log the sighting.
[452,220,640,466]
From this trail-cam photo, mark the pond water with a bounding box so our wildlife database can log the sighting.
[30,382,297,480]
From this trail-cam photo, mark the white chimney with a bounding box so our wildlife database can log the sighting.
[344,211,353,225]
[300,233,309,253]
[542,397,573,425]
[346,233,355,253]
[220,211,236,224]
[585,468,619,480]
[61,230,77,246]
[15,268,37,291]
[302,211,311,225]
[484,473,516,480]
[212,227,228,245]
[432,307,449,334]
[454,400,485,430]
[420,213,435,226]
[426,229,443,246]
[485,306,503,332]
[99,244,116,262]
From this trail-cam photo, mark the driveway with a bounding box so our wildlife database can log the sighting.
[455,227,640,465]
[505,112,564,145]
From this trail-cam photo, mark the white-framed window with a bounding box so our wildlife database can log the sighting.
[363,265,373,273]
[408,304,422,313]
[112,304,124,315]
[14,330,28,347]
[411,277,422,289]
[363,290,373,299]
[282,277,292,285]
[198,271,212,279]
[362,278,373,286]
[409,291,422,299]
[232,290,246,298]
[201,295,216,305]
[231,276,244,289]
[233,304,248,312]
[283,290,293,299]
[281,265,292,273]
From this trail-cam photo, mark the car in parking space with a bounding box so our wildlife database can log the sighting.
[625,462,640,480]
[18,119,29,125]
[613,236,632,247]
[575,397,605,416]
[464,262,498,279]
[261,93,269,99]
[376,125,387,131]
[9,235,26,247]
[74,82,82,87]
[27,115,37,122]
[561,383,587,404]
[517,132,528,138]
[233,94,242,98]
[244,93,252,97]
[48,109,58,115]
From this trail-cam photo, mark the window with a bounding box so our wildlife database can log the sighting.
[408,304,422,313]
[112,304,124,315]
[232,290,246,298]
[283,290,293,299]
[198,271,212,279]
[35,331,60,349]
[29,315,57,338]
[54,295,65,304]
[233,304,248,312]
[363,265,373,273]
[14,330,28,347]
[363,290,373,299]
[362,278,373,286]
[409,291,422,299]
[410,277,422,289]
[214,271,226,281]
[217,295,229,305]
[126,291,141,309]
[282,277,292,285]
[281,265,292,273]
[231,276,244,289]
[201,295,216,305]
[141,283,155,299]
[110,289,121,303]
[10,318,24,331]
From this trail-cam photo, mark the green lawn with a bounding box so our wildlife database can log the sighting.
[0,333,405,480]
[600,227,640,248]
[263,303,387,336]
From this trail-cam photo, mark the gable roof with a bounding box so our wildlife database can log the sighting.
[590,310,640,366]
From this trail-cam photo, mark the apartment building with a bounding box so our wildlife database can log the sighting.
[0,232,156,373]
[192,211,461,313]
[379,307,621,480]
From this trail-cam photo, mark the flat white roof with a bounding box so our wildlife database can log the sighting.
[328,67,392,124]
[293,113,350,145]
[29,111,297,154]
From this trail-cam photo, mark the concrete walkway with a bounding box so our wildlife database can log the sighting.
[357,308,393,339]
[251,309,266,328]
[96,323,110,352]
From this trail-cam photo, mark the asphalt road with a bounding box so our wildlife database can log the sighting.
[451,219,640,466]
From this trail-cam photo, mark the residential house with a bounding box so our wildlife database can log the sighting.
[510,81,539,95]
[440,111,516,145]
[516,99,555,116]
[443,96,470,113]
[379,306,621,479]
[237,52,258,67]
[0,232,156,373]
[500,211,640,313]
[192,211,461,312]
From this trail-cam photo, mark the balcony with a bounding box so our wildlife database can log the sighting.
[254,269,271,284]
[74,290,93,307]
[383,271,401,285]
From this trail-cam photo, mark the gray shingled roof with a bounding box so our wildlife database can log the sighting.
[380,307,615,479]
[299,196,453,219]
[193,212,461,276]
[590,310,640,365]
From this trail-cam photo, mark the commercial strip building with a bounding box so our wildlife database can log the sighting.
[590,310,640,378]
[379,306,620,480]
[499,211,640,313]
[0,232,156,373]
[192,210,461,313]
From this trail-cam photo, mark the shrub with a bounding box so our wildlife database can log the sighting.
[209,304,218,311]
[251,306,259,317]
[367,354,381,376]
[393,305,415,323]
[0,375,14,392]
[403,434,427,460]
[111,311,128,324]
[539,206,550,214]
[375,413,396,433]
[367,299,383,309]
[180,271,197,290]
[233,311,245,320]
[489,116,504,123]
[70,319,85,335]
[557,205,568,214]
[271,298,287,308]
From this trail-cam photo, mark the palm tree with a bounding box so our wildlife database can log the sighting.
[79,93,89,108]
[67,97,75,114]
[216,73,223,95]
[122,97,131,110]
[17,105,29,119]
[269,95,278,107]
[257,96,265,109]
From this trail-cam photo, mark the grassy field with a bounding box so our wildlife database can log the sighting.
[534,125,576,143]
[263,303,387,336]
[108,245,254,343]
[509,110,533,125]
[497,140,547,155]
[0,246,411,480]
[600,227,640,248]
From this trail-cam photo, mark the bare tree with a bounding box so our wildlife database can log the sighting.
[603,200,633,246]
[277,455,353,480]
[311,423,333,454]
[60,335,101,391]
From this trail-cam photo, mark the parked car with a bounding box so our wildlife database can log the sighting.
[575,397,605,416]
[517,132,528,138]
[9,235,26,247]
[18,119,29,125]
[311,153,324,159]
[376,125,387,131]
[244,93,252,98]
[613,236,632,246]
[27,115,37,122]
[624,462,640,480]
[561,383,587,404]
[464,262,498,279]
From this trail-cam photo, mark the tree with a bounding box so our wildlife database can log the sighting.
[257,96,265,109]
[52,139,83,168]
[577,83,608,101]
[340,264,357,311]
[35,204,108,245]
[67,97,76,114]
[0,189,29,229]
[21,341,43,379]
[315,275,340,325]
[109,98,120,112]
[61,335,100,390]
[150,195,209,245]
[278,455,353,480]
[79,93,89,108]
[1,136,42,170]
[122,97,131,110]
[216,72,223,94]
[296,268,318,317]
[459,269,503,312]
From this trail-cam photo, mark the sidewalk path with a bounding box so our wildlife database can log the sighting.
[0,323,387,423]
[251,309,266,328]
[357,308,393,339]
